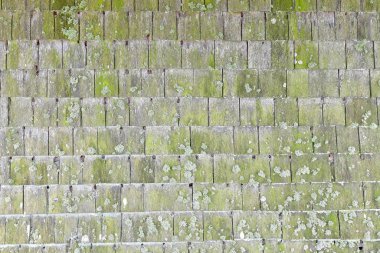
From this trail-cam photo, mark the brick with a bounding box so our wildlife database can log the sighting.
[292,154,332,182]
[200,12,224,40]
[248,41,271,69]
[228,0,249,11]
[178,12,200,40]
[0,70,23,96]
[250,0,270,10]
[141,69,165,96]
[121,184,144,211]
[193,69,223,97]
[372,71,380,98]
[12,11,30,39]
[209,98,239,126]
[24,69,48,97]
[82,98,105,127]
[363,0,380,11]
[234,127,259,154]
[298,98,323,126]
[215,41,247,69]
[275,98,299,127]
[115,40,149,69]
[358,13,379,40]
[266,12,289,40]
[0,98,7,127]
[5,216,30,244]
[106,98,129,126]
[340,0,360,11]
[60,156,83,184]
[341,70,371,98]
[62,41,86,68]
[48,127,73,156]
[31,11,55,39]
[346,41,374,69]
[240,98,274,126]
[312,126,337,153]
[336,126,359,154]
[323,98,345,125]
[130,97,178,126]
[155,155,181,183]
[359,127,380,153]
[224,69,259,97]
[309,70,339,97]
[87,0,111,10]
[259,126,312,155]
[0,11,12,40]
[165,69,194,97]
[24,127,49,155]
[364,182,380,209]
[101,213,121,242]
[153,12,176,40]
[205,0,227,11]
[158,0,182,11]
[30,215,56,243]
[365,241,380,253]
[258,70,287,97]
[346,98,377,127]
[340,210,380,239]
[178,98,208,126]
[57,98,81,127]
[149,40,181,68]
[95,184,121,213]
[79,11,103,40]
[77,214,102,242]
[335,153,380,181]
[95,70,118,97]
[182,41,215,69]
[317,0,339,10]
[242,12,265,40]
[39,40,62,69]
[73,127,98,155]
[270,155,291,183]
[272,0,293,10]
[182,0,205,11]
[118,69,142,97]
[135,0,158,10]
[271,40,294,69]
[191,126,234,154]
[0,127,24,156]
[24,186,48,214]
[144,184,192,211]
[0,42,6,70]
[112,0,134,11]
[204,212,232,240]
[7,40,38,69]
[146,126,190,155]
[242,184,260,210]
[129,11,152,39]
[55,9,79,40]
[104,11,128,40]
[335,12,357,40]
[173,212,203,241]
[312,12,335,41]
[180,155,213,183]
[225,240,262,252]
[376,42,380,69]
[265,240,316,252]
[295,41,319,69]
[0,185,23,214]
[122,212,173,242]
[47,70,70,97]
[86,41,114,70]
[224,12,242,40]
[54,214,77,243]
[9,97,33,127]
[130,155,155,183]
[64,69,95,97]
[189,241,223,253]
[289,12,312,40]
[319,41,346,69]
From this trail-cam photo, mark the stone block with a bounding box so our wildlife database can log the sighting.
[266,12,289,40]
[9,97,33,127]
[104,11,128,40]
[335,12,357,40]
[79,11,103,41]
[146,126,190,155]
[48,127,73,156]
[0,185,23,214]
[204,212,232,240]
[224,12,242,40]
[149,40,181,69]
[95,184,121,213]
[346,98,377,126]
[234,127,259,154]
[62,41,86,68]
[271,40,294,69]
[24,69,48,97]
[77,214,102,242]
[0,70,23,96]
[292,154,332,182]
[153,11,177,40]
[298,98,323,126]
[295,41,319,69]
[346,40,374,69]
[158,0,182,11]
[240,98,274,126]
[228,0,249,11]
[57,98,81,127]
[339,210,380,239]
[364,182,380,209]
[287,70,308,97]
[335,153,380,181]
[274,98,299,127]
[129,11,152,39]
[173,212,203,241]
[312,126,337,153]
[359,127,380,153]
[155,155,181,183]
[189,241,223,253]
[130,155,155,183]
[180,155,214,183]
[312,12,335,40]
[82,98,105,127]
[178,98,208,126]
[191,126,234,154]
[209,98,239,126]
[340,0,360,11]
[0,11,12,40]
[73,127,98,155]
[87,40,113,70]
[242,12,265,40]
[309,70,339,97]
[248,41,271,69]
[144,184,192,211]
[46,70,69,97]
[289,12,312,40]
[225,240,262,252]
[5,216,30,243]
[86,0,111,10]
[272,0,293,10]
[12,11,30,39]
[115,40,149,69]
[141,69,165,97]
[95,70,118,97]
[7,40,38,69]
[112,0,135,11]
[24,127,49,155]
[224,69,259,97]
[270,155,292,183]
[215,41,247,69]
[192,69,223,97]
[29,215,54,243]
[340,70,370,98]
[31,10,55,39]
[336,126,359,154]
[242,184,260,210]
[165,69,194,97]
[101,213,121,242]
[319,41,346,69]
[182,41,215,69]
[258,70,287,97]
[121,184,144,211]
[200,12,224,40]
[0,127,24,156]
[178,12,200,40]
[39,40,62,69]
[60,156,83,184]
[323,98,345,126]
[106,98,129,126]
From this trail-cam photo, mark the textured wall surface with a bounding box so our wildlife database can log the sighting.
[0,0,380,252]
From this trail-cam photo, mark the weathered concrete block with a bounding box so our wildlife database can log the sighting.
[271,40,294,69]
[295,41,319,69]
[95,184,121,213]
[346,40,374,69]
[335,153,380,182]
[101,213,121,242]
[0,70,24,96]
[192,69,223,97]
[359,127,380,153]
[364,182,380,209]
[224,12,242,40]
[69,69,95,97]
[336,126,359,154]
[312,126,337,153]
[204,211,232,240]
[242,184,260,210]
[106,98,129,126]
[115,40,149,69]
[104,11,128,40]
[60,156,83,184]
[289,12,312,40]
[178,12,200,40]
[7,40,38,69]
[345,98,377,126]
[5,216,30,243]
[95,70,118,97]
[309,70,339,97]
[141,69,165,97]
[24,69,48,97]
[339,210,380,239]
[111,0,135,11]
[215,41,247,69]
[39,40,62,69]
[179,98,208,126]
[265,239,316,252]
[209,98,239,126]
[62,41,86,68]
[73,127,98,155]
[234,127,259,154]
[9,97,33,127]
[49,127,73,156]
[153,12,176,40]
[118,69,142,97]
[298,98,323,126]
[0,127,24,156]
[200,12,224,40]
[58,98,81,126]
[173,212,203,241]
[258,70,287,97]
[270,155,291,183]
[292,154,332,182]
[135,0,158,11]
[146,126,190,155]
[312,12,335,41]
[319,41,346,69]
[129,11,152,39]
[155,155,181,183]
[0,185,23,214]
[358,13,379,40]
[189,241,223,253]
[240,98,274,126]
[29,215,54,243]
[180,155,213,183]
[86,0,111,10]
[24,127,48,155]
[0,11,12,40]
[242,12,265,40]
[87,41,114,70]
[121,183,144,211]
[248,41,271,69]
[182,41,214,69]
[228,0,249,11]
[149,40,181,68]
[130,155,155,183]
[335,12,357,40]
[275,98,298,127]
[323,98,345,126]
[191,126,234,154]
[77,214,102,242]
[225,240,262,252]
[12,11,30,39]
[266,12,289,40]
[165,69,194,97]
[47,69,71,97]
[82,98,105,127]
[224,69,258,97]
[79,11,103,41]
[159,0,182,11]
[144,184,192,211]
[340,0,360,11]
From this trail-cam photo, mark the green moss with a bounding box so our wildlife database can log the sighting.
[295,41,319,69]
[295,0,316,11]
[95,71,118,97]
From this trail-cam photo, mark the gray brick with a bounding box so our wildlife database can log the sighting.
[9,97,33,127]
[95,70,118,97]
[144,184,192,211]
[149,40,181,69]
[121,183,144,211]
[180,155,213,183]
[240,98,274,126]
[298,98,323,126]
[234,127,259,154]
[0,11,12,40]
[24,69,48,97]
[12,11,30,39]
[173,212,203,241]
[215,41,247,69]
[0,127,24,156]
[77,214,102,242]
[224,69,259,97]
[274,98,299,127]
[33,98,57,127]
[270,155,291,183]
[375,42,380,69]
[115,40,149,69]
[289,12,312,40]
[266,12,289,40]
[335,12,357,40]
[190,241,223,253]
[292,154,333,182]
[24,127,48,155]
[48,127,73,156]
[73,127,98,155]
[82,98,106,127]
[182,41,215,69]
[363,182,380,209]
[271,40,294,69]
[179,97,208,126]
[129,11,152,39]
[39,40,62,69]
[209,98,239,126]
[193,69,223,97]
[191,126,234,154]
[309,70,339,97]
[0,70,23,97]
[242,12,265,40]
[346,98,377,126]
[165,69,194,97]
[57,98,81,127]
[312,12,335,40]
[319,41,346,69]
[87,40,114,70]
[178,12,201,40]
[153,11,177,40]
[7,40,37,69]
[145,126,190,155]
[248,41,271,69]
[339,210,380,239]
[335,153,380,182]
[340,69,370,98]
[95,184,121,213]
[155,155,181,183]
[60,156,83,185]
[346,40,374,69]
[223,12,242,41]
[62,41,86,68]
[359,127,380,153]
[0,185,23,214]
[104,11,128,40]
[323,98,345,125]
[5,216,30,244]
[336,126,359,154]
[312,126,337,153]
[200,12,223,40]
[258,70,287,97]
[141,69,165,97]
[106,97,129,126]
[24,186,48,214]
[242,184,260,210]
[203,212,232,240]
[358,13,379,40]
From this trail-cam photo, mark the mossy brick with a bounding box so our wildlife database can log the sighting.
[233,211,281,239]
[264,240,315,253]
[335,153,380,181]
[178,12,201,40]
[359,127,380,153]
[242,12,265,40]
[365,241,380,253]
[241,184,260,210]
[204,211,232,240]
[258,70,287,97]
[149,40,181,68]
[119,69,142,96]
[55,9,79,40]
[346,40,374,69]
[153,12,177,40]
[319,42,346,69]
[79,11,103,40]
[289,12,312,40]
[95,184,121,213]
[192,126,234,154]
[77,214,102,242]
[106,98,129,126]
[9,97,33,127]
[146,126,191,155]
[182,41,215,69]
[283,211,339,239]
[130,97,178,126]
[141,69,165,97]
[271,0,293,10]
[38,40,62,69]
[294,41,319,69]
[104,11,128,40]
[0,98,7,128]
[158,0,181,11]
[309,70,339,97]
[225,240,262,252]
[82,98,105,127]
[205,0,228,11]
[275,98,299,127]
[224,12,242,40]
[209,98,239,126]
[0,70,23,96]
[73,127,98,155]
[189,241,223,253]
[200,13,223,40]
[363,0,380,11]
[5,216,30,244]
[9,157,35,185]
[234,127,259,154]
[57,98,81,127]
[121,212,173,242]
[323,98,345,125]
[228,0,249,11]
[179,98,208,126]
[376,42,380,69]
[7,40,38,69]
[135,0,158,10]
[144,184,192,211]
[223,69,258,97]
[335,12,357,40]
[115,40,149,69]
[86,0,111,10]
[336,126,359,154]
[214,154,270,184]
[49,0,75,9]
[180,155,213,183]
[50,69,93,97]
[86,155,130,183]
[248,41,271,69]
[95,70,118,97]
[173,212,203,241]
[71,185,97,213]
[182,0,205,11]
[165,69,194,97]
[24,127,49,155]
[155,155,181,183]
[295,0,316,11]
[240,98,274,126]
[59,156,83,184]
[271,40,294,69]
[115,243,164,253]
[298,98,323,126]
[30,215,55,243]
[89,244,117,253]
[0,127,24,156]
[364,182,380,209]
[0,185,23,214]
[215,41,247,69]
[292,154,332,182]
[11,11,30,39]
[48,185,71,213]
[130,155,155,183]
[0,246,20,253]
[340,70,370,98]
[266,12,289,40]
[48,127,73,156]
[312,12,335,41]
[259,126,312,155]
[346,98,377,126]
[0,11,11,40]
[316,0,339,10]
[340,0,360,11]
[129,11,152,39]
[86,40,114,70]
[24,69,48,97]
[312,126,337,153]
[62,41,86,68]
[121,184,144,211]
[270,155,291,183]
[192,69,223,97]
[339,210,380,239]
[101,213,122,242]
